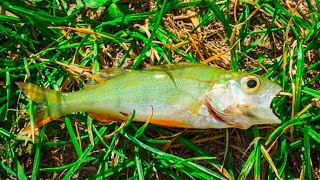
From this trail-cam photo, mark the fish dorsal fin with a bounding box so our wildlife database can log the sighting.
[99,68,130,80]
[90,63,203,84]
[85,68,130,85]
[97,63,201,80]
[142,63,201,71]
[141,63,205,88]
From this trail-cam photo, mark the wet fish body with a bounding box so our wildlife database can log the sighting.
[17,63,282,132]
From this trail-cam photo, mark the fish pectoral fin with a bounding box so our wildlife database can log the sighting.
[89,113,123,123]
[189,100,204,116]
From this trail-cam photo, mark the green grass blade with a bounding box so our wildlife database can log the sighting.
[302,87,320,98]
[303,126,312,179]
[0,128,17,140]
[237,149,255,180]
[253,126,261,180]
[87,116,94,146]
[132,0,169,68]
[65,116,83,157]
[10,148,27,180]
[40,157,96,172]
[206,0,232,37]
[308,128,320,143]
[91,125,126,158]
[176,137,225,172]
[293,40,304,115]
[96,125,120,178]
[266,113,312,145]
[61,126,108,179]
[0,0,70,23]
[31,125,47,180]
[5,70,11,124]
[123,131,227,180]
[0,161,17,177]
[89,158,136,179]
[134,147,144,180]
[2,1,319,179]
[260,145,281,180]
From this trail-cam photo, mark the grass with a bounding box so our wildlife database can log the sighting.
[0,0,319,179]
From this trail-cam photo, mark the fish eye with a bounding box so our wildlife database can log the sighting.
[240,75,260,94]
[247,79,257,88]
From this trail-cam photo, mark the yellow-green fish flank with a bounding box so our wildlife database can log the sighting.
[17,63,282,132]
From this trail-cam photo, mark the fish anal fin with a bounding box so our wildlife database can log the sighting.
[89,113,124,123]
[149,119,191,128]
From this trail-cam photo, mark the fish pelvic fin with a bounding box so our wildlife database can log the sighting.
[16,82,64,133]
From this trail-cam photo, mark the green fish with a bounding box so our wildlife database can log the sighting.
[17,63,281,132]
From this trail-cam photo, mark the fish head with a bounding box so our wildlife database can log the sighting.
[206,72,282,129]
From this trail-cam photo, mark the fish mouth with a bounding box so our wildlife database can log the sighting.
[255,84,282,124]
[262,84,282,108]
[249,107,281,124]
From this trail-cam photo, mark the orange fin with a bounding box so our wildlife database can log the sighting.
[89,113,124,123]
[22,117,53,133]
[149,119,191,128]
[16,82,64,134]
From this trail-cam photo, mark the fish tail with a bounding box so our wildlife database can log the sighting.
[16,82,64,133]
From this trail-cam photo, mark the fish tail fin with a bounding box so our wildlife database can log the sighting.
[16,82,64,133]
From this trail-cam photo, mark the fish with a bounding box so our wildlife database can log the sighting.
[16,63,282,132]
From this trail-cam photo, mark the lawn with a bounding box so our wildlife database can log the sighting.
[0,0,319,179]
